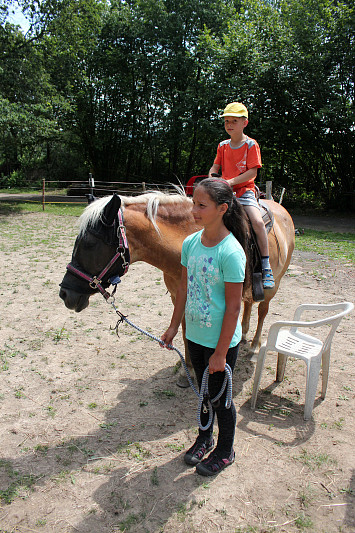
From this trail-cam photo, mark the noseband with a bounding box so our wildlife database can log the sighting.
[65,209,130,301]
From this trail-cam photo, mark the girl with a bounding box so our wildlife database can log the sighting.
[161,178,248,476]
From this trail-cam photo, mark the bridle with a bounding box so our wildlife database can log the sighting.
[65,209,130,301]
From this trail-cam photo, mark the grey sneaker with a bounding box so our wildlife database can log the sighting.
[184,438,215,466]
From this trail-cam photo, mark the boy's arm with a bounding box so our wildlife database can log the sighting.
[208,163,220,178]
[226,167,258,188]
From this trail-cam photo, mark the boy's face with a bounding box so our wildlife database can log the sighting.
[224,116,248,137]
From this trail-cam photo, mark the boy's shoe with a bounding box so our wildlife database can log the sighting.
[196,450,235,476]
[184,438,214,466]
[262,268,275,289]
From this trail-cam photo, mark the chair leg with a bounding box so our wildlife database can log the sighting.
[251,346,267,409]
[304,358,322,420]
[276,353,288,382]
[321,349,330,399]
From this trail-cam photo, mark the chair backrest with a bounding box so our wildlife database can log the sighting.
[292,302,353,353]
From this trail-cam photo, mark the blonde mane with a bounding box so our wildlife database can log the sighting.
[78,191,190,237]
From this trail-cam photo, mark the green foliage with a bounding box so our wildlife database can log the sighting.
[295,230,355,264]
[0,0,353,206]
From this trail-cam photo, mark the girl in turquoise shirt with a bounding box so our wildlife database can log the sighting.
[161,178,248,476]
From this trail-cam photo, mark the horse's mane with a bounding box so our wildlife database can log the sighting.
[78,191,190,237]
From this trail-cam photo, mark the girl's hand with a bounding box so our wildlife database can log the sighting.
[208,352,227,374]
[160,327,178,349]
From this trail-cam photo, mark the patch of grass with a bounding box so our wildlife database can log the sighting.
[0,200,85,217]
[0,459,40,504]
[0,344,27,371]
[128,442,151,460]
[165,442,185,452]
[151,466,159,486]
[49,326,70,344]
[294,512,313,529]
[295,229,355,264]
[119,512,145,531]
[295,449,336,470]
[332,417,345,430]
[298,484,315,509]
[153,389,176,399]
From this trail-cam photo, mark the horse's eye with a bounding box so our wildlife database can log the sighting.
[81,235,98,250]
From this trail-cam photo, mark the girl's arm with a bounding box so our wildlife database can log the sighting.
[161,266,188,348]
[208,282,243,373]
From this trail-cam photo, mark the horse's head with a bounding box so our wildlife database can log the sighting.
[59,193,130,312]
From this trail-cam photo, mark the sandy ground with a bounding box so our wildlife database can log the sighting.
[0,209,354,533]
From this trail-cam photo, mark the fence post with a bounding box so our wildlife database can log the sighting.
[279,187,285,204]
[42,179,45,211]
[266,181,272,200]
[142,182,146,192]
[89,173,95,196]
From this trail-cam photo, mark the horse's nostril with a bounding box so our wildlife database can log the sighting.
[59,288,66,301]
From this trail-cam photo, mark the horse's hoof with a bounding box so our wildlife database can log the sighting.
[250,352,258,363]
[176,375,191,388]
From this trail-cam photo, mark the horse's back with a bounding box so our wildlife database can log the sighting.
[264,200,295,278]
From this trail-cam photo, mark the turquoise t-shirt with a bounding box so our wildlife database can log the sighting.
[181,230,246,349]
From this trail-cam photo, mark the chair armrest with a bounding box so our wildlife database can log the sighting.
[265,317,340,348]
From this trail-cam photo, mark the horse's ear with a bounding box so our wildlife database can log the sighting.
[86,194,97,204]
[102,193,122,225]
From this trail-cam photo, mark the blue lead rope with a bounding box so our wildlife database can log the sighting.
[110,302,233,431]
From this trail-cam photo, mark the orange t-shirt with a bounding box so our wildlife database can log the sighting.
[213,137,262,197]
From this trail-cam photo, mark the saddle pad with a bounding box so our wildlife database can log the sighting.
[259,200,274,234]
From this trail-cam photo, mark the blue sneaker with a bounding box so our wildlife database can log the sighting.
[262,268,275,289]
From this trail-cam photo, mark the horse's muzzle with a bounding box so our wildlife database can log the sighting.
[59,285,90,312]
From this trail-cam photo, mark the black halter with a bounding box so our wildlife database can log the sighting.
[65,208,130,301]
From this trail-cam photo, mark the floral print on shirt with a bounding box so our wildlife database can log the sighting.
[185,253,221,329]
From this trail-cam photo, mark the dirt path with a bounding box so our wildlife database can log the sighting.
[0,211,354,532]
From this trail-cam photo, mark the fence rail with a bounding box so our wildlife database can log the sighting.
[0,178,284,210]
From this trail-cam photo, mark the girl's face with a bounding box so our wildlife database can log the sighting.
[192,186,227,227]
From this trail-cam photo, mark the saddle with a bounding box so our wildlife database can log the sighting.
[248,200,274,302]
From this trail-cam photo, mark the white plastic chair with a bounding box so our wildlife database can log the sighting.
[250,302,353,420]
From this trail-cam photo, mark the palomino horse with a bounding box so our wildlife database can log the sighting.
[59,192,295,385]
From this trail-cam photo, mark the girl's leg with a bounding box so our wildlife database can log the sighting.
[208,344,239,456]
[188,340,240,454]
[187,341,215,443]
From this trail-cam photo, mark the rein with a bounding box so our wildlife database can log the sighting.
[65,206,232,430]
[111,304,233,431]
[66,209,130,301]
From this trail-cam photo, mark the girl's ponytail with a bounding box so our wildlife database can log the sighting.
[195,178,251,293]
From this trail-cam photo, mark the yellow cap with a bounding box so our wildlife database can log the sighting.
[220,102,248,119]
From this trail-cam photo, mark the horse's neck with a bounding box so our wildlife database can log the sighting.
[125,207,196,277]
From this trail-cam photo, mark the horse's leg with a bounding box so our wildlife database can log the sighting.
[242,299,253,343]
[249,300,270,361]
[176,315,194,388]
[163,273,193,388]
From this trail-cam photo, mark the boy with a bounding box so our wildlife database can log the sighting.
[208,102,274,289]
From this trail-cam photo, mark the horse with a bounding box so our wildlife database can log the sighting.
[59,191,295,386]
